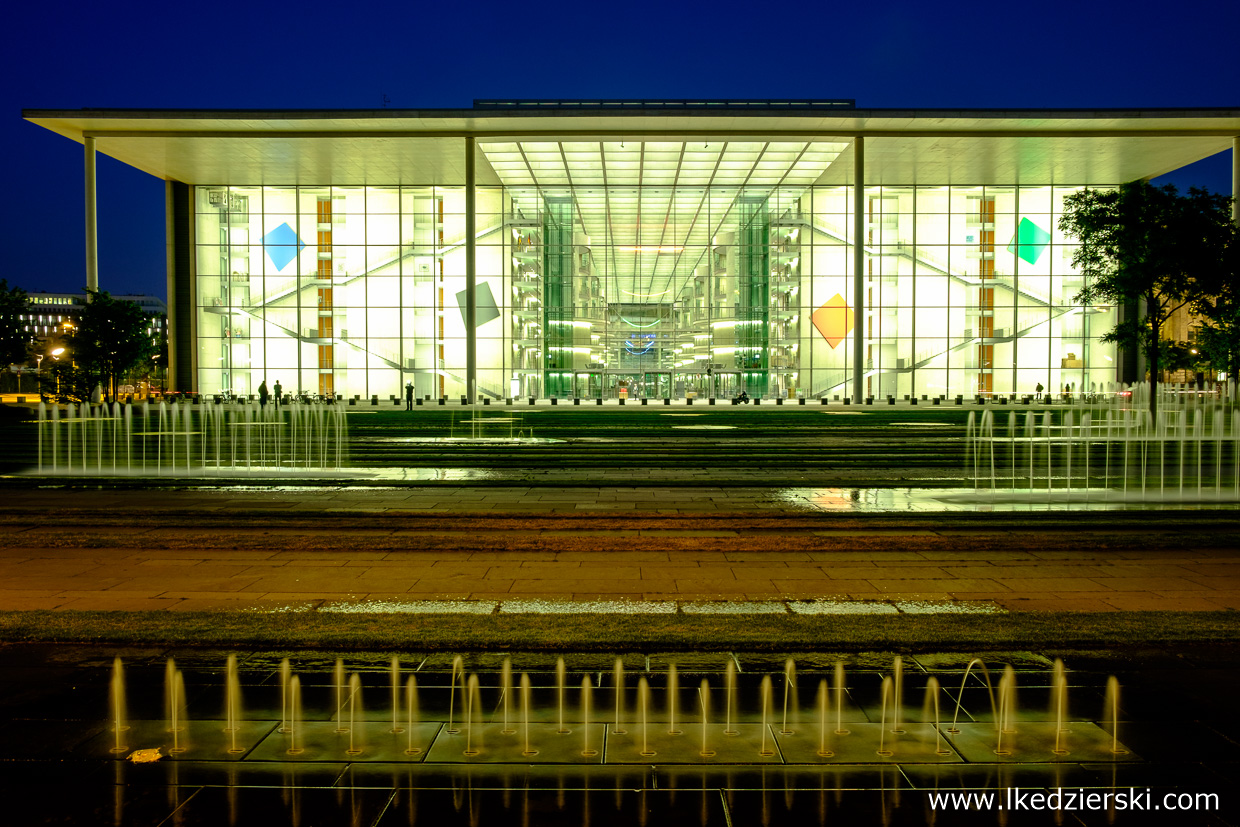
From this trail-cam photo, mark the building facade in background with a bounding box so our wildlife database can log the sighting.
[20,292,166,347]
[24,102,1240,400]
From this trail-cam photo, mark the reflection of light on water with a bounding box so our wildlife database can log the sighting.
[42,418,122,423]
[778,487,1240,513]
[672,425,737,430]
[22,466,503,482]
[382,437,564,444]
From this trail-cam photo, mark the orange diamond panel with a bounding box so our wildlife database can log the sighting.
[812,294,854,349]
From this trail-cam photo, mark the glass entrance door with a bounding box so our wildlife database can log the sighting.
[642,372,671,399]
[680,373,712,399]
[575,372,602,399]
[715,372,742,399]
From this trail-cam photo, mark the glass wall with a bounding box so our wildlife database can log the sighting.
[193,174,1117,400]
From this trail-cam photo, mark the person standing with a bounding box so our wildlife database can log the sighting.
[405,381,414,411]
[1035,382,1043,401]
[273,379,282,410]
[258,380,270,410]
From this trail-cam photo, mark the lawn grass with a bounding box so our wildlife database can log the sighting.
[0,609,1234,653]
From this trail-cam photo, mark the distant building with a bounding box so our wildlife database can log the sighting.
[20,291,166,346]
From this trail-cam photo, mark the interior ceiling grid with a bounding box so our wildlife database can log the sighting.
[480,139,846,299]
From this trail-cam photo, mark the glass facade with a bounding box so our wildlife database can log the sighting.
[193,141,1116,401]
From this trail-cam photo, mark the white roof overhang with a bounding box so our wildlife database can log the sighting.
[23,108,1240,188]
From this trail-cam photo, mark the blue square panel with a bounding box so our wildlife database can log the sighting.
[456,282,501,328]
[262,222,305,271]
[1007,217,1051,266]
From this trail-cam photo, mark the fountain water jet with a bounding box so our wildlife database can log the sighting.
[1105,676,1129,756]
[287,676,303,756]
[1051,659,1069,755]
[994,665,1017,757]
[667,664,682,735]
[500,658,515,735]
[834,662,849,735]
[556,657,569,734]
[638,677,655,757]
[390,657,404,733]
[580,677,598,757]
[923,677,950,756]
[816,679,833,757]
[447,655,464,734]
[463,674,481,757]
[759,676,775,757]
[279,658,292,734]
[948,658,996,734]
[333,658,348,734]
[346,673,363,756]
[877,677,894,757]
[723,660,738,736]
[698,679,715,758]
[781,659,797,735]
[891,656,905,734]
[225,654,244,754]
[164,658,189,755]
[404,676,422,755]
[520,673,537,757]
[612,658,626,735]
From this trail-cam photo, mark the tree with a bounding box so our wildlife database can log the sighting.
[1158,340,1207,379]
[1193,238,1240,397]
[1059,182,1236,416]
[0,279,32,366]
[40,290,156,403]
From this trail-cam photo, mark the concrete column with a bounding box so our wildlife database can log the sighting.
[164,180,177,392]
[1233,136,1239,226]
[465,137,477,401]
[85,136,98,294]
[852,136,865,402]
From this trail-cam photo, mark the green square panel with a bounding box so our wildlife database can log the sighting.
[455,281,501,328]
[1007,217,1051,265]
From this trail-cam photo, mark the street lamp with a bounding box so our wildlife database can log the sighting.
[50,348,65,398]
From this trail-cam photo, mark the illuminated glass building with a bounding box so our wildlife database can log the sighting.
[25,102,1240,401]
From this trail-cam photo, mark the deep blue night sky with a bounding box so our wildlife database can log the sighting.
[6,0,1237,299]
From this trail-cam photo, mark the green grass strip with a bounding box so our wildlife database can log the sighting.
[0,610,1235,653]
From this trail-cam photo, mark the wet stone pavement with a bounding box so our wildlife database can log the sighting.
[1,645,1237,826]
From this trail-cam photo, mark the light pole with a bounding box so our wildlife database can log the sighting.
[50,348,64,399]
[34,354,43,401]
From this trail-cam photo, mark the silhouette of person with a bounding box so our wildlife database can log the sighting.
[258,381,270,410]
[273,380,282,409]
[405,382,414,411]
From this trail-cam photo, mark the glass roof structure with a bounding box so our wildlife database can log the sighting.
[478,139,848,300]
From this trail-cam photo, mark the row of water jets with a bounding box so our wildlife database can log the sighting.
[35,400,348,475]
[967,404,1240,500]
[107,655,1127,761]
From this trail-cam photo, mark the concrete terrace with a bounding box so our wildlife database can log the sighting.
[0,486,1237,614]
